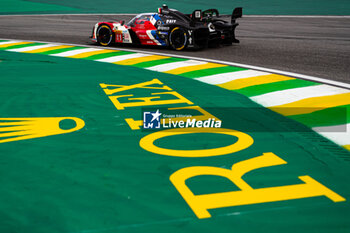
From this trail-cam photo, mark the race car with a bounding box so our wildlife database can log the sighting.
[90,5,242,50]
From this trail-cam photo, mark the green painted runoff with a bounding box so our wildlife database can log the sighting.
[0,50,349,233]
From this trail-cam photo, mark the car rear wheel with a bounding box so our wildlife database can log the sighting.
[169,27,188,51]
[97,25,114,46]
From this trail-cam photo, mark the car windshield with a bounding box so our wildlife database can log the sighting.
[127,14,153,27]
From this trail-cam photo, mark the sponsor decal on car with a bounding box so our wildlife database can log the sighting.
[166,19,176,24]
[157,26,170,31]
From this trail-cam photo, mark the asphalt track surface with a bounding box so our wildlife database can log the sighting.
[0,15,349,83]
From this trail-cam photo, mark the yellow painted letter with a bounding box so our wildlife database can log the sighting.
[100,79,172,95]
[108,91,193,110]
[170,152,346,218]
[140,128,253,157]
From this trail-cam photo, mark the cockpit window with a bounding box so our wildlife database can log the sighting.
[127,14,152,27]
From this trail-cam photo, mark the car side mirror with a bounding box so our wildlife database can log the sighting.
[120,20,125,26]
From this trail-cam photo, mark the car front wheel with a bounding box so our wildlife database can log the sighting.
[97,25,114,46]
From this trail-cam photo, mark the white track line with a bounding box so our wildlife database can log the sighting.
[147,60,207,72]
[0,38,349,90]
[52,48,104,57]
[0,40,23,45]
[250,84,350,107]
[313,123,350,146]
[96,53,151,63]
[7,43,59,52]
[195,70,270,85]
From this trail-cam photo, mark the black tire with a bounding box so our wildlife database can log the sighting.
[96,25,114,46]
[169,27,188,51]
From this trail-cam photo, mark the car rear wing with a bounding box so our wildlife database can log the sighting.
[200,7,243,23]
[199,7,242,43]
[231,7,242,24]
